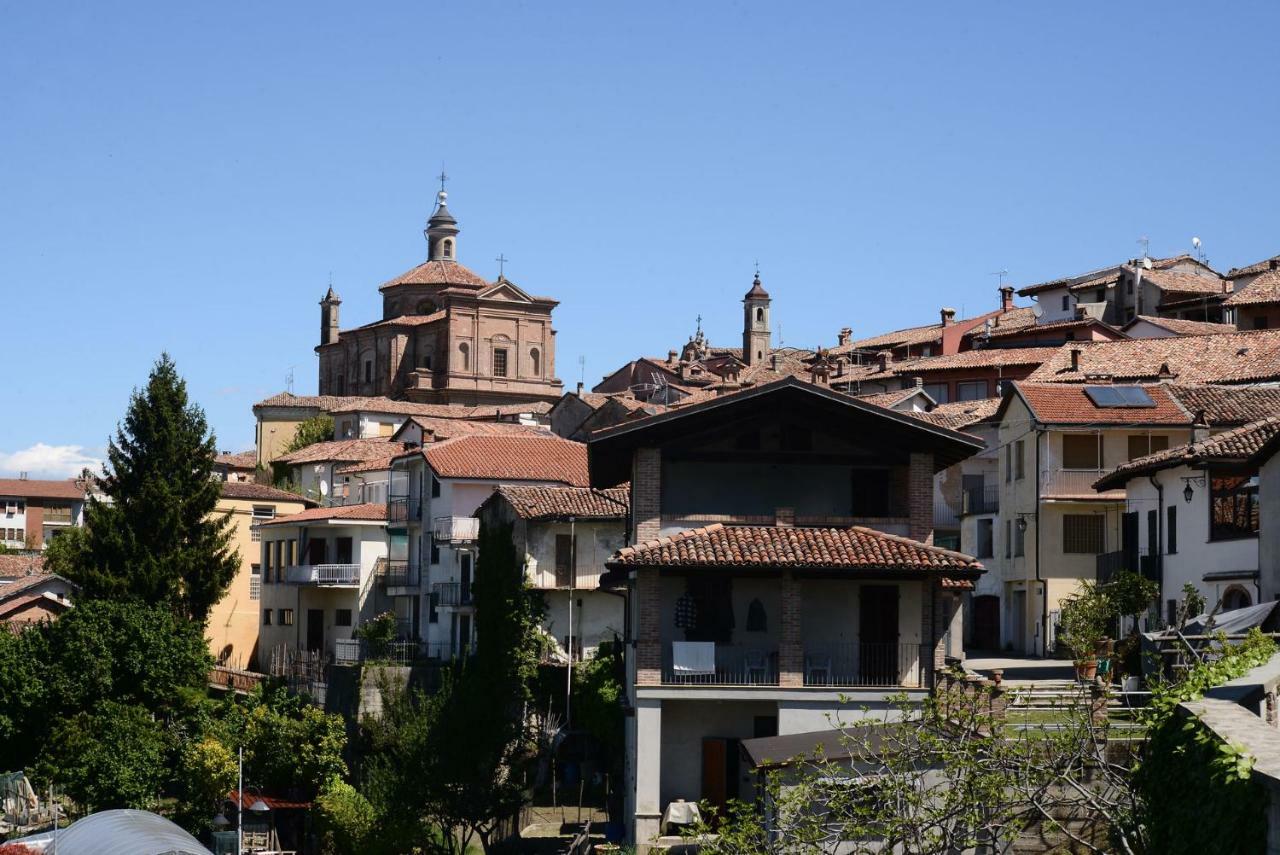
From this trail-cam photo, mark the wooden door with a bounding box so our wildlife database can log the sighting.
[973,595,1000,651]
[859,585,900,684]
[307,537,326,565]
[701,737,739,814]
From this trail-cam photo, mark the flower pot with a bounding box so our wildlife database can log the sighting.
[1075,657,1098,681]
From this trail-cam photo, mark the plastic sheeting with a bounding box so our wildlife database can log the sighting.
[1181,601,1278,636]
[7,808,214,855]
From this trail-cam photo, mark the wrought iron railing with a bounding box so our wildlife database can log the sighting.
[433,516,479,542]
[961,485,1000,516]
[660,643,779,686]
[284,563,360,585]
[379,559,420,588]
[802,642,925,688]
[433,580,473,607]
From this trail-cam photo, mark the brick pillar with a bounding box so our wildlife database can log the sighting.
[632,448,661,544]
[779,571,803,687]
[921,578,946,688]
[636,568,661,685]
[908,453,934,544]
[24,504,43,549]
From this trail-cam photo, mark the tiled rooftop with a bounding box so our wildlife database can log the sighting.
[214,450,258,469]
[0,554,46,579]
[1223,270,1280,308]
[907,398,1001,431]
[1025,330,1280,385]
[421,435,590,486]
[609,523,983,574]
[260,502,387,526]
[1167,384,1280,427]
[220,482,315,504]
[492,484,629,521]
[1095,416,1280,490]
[1014,382,1192,425]
[378,259,489,290]
[1126,316,1237,336]
[0,479,86,500]
[275,438,408,465]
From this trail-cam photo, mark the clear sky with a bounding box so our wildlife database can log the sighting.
[3,2,1279,477]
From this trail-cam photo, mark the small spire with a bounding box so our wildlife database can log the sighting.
[745,266,770,300]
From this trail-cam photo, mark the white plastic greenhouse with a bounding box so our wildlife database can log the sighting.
[6,808,214,854]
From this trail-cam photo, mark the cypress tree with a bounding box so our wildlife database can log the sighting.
[65,354,239,623]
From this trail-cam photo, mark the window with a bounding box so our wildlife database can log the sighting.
[1004,520,1012,559]
[1128,434,1170,461]
[851,468,900,517]
[430,538,441,564]
[1167,505,1177,554]
[746,598,767,632]
[1014,520,1025,557]
[1209,470,1260,541]
[442,239,453,259]
[923,383,949,404]
[430,475,441,498]
[252,505,275,521]
[1014,440,1026,480]
[280,608,294,626]
[755,307,764,322]
[288,539,297,567]
[459,342,470,370]
[264,541,274,576]
[493,348,509,377]
[1061,295,1070,311]
[976,518,994,558]
[1222,586,1253,611]
[1062,434,1100,470]
[530,348,540,376]
[364,360,373,384]
[263,609,272,626]
[555,534,576,587]
[335,609,353,627]
[1063,514,1105,554]
[956,381,987,402]
[428,591,439,624]
[1004,444,1012,483]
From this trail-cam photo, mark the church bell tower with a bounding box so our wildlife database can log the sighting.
[320,285,341,347]
[424,185,460,262]
[742,270,771,365]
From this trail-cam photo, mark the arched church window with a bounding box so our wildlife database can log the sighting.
[756,307,764,323]
[459,342,470,371]
[530,348,541,377]
[443,240,453,259]
[746,598,767,632]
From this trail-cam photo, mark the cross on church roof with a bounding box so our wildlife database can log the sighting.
[438,168,448,193]
[496,253,509,277]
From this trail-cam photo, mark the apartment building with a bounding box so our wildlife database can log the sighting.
[206,482,313,669]
[586,377,984,843]
[477,484,629,659]
[985,382,1196,655]
[0,478,86,550]
[256,503,388,664]
[386,434,591,659]
[272,438,408,505]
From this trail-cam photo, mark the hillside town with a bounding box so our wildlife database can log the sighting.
[5,179,1280,855]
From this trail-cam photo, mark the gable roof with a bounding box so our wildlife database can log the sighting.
[0,553,45,579]
[259,502,387,526]
[0,570,74,601]
[854,388,937,410]
[214,451,257,470]
[607,523,982,577]
[1095,416,1280,490]
[0,479,86,500]
[1024,330,1280,385]
[587,376,985,487]
[490,485,629,521]
[981,316,1126,342]
[1128,267,1228,296]
[883,346,1063,376]
[907,397,1001,431]
[1008,382,1192,426]
[378,259,489,290]
[419,435,590,486]
[1227,255,1280,279]
[1017,254,1218,297]
[275,438,407,466]
[390,416,549,443]
[219,482,316,505]
[1223,270,1280,308]
[1123,316,1238,336]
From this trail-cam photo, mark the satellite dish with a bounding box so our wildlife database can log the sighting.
[984,318,995,330]
[1032,303,1044,318]
[1142,257,1154,270]
[319,480,329,496]
[1192,236,1202,249]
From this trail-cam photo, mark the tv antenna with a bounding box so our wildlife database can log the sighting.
[285,366,295,394]
[990,269,1009,288]
[1137,235,1150,259]
[1192,236,1206,264]
[578,355,585,387]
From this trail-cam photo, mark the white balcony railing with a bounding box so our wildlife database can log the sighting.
[433,516,479,543]
[1041,469,1125,499]
[284,563,361,586]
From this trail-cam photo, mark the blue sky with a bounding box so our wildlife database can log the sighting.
[3,2,1279,477]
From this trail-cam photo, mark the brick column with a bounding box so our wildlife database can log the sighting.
[632,448,661,544]
[908,453,934,544]
[24,504,43,549]
[779,571,803,687]
[636,568,662,686]
[920,578,947,688]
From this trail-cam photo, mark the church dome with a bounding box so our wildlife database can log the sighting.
[378,259,490,291]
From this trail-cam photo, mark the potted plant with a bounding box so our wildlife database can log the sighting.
[1059,582,1112,682]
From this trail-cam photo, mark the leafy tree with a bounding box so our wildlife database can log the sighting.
[282,415,334,456]
[174,735,238,834]
[0,627,49,771]
[61,354,239,623]
[37,700,170,812]
[572,639,626,813]
[315,776,377,855]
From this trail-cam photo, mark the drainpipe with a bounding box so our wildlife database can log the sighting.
[1149,474,1164,634]
[1035,426,1046,656]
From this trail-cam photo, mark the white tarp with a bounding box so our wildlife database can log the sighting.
[7,808,213,855]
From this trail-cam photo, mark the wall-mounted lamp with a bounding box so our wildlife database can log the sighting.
[1016,513,1034,533]
[1181,475,1206,504]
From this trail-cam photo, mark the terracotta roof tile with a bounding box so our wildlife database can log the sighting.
[886,346,1063,375]
[609,523,983,574]
[1167,384,1280,427]
[219,482,316,504]
[401,417,550,440]
[1126,316,1237,336]
[1132,267,1229,296]
[422,435,589,486]
[492,485,629,521]
[1227,255,1280,279]
[908,398,1001,430]
[253,392,366,411]
[1026,330,1280,385]
[1095,416,1280,489]
[0,479,86,500]
[1224,270,1280,308]
[214,451,258,470]
[1014,382,1192,425]
[982,317,1120,340]
[276,438,408,465]
[854,389,930,409]
[340,310,447,333]
[378,259,489,290]
[260,502,387,526]
[0,554,45,578]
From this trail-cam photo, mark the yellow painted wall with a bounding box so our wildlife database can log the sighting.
[256,416,308,466]
[208,495,309,669]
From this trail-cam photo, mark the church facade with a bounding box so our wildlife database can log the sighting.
[316,189,563,405]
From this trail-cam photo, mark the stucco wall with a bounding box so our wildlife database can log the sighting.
[1262,456,1280,601]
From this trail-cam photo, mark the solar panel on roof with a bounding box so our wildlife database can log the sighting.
[1084,386,1156,408]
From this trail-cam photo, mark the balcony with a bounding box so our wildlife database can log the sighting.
[42,507,73,525]
[433,580,474,607]
[657,641,925,688]
[801,642,924,688]
[661,643,779,686]
[933,496,960,530]
[388,496,420,526]
[433,516,479,543]
[1096,549,1161,586]
[379,559,420,588]
[1042,469,1125,500]
[285,563,360,586]
[961,485,999,516]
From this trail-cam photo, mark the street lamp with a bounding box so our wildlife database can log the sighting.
[234,747,272,854]
[1181,475,1206,504]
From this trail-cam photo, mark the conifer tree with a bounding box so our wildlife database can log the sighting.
[64,354,238,623]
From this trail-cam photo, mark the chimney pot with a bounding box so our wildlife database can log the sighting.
[940,307,957,327]
[915,377,924,388]
[837,327,853,346]
[770,353,778,370]
[1069,348,1082,371]
[877,350,890,372]
[576,381,584,396]
[999,286,1015,312]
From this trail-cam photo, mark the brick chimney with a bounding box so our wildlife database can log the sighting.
[940,307,957,327]
[1192,409,1210,443]
[877,351,891,372]
[667,349,678,365]
[576,381,584,396]
[770,353,778,370]
[999,286,1015,312]
[1069,348,1082,371]
[837,327,852,346]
